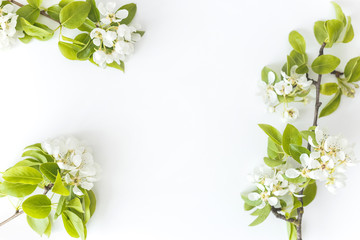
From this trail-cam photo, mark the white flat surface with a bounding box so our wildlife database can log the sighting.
[0,0,360,239]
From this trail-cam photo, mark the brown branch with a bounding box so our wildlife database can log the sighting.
[8,0,61,24]
[0,183,54,227]
[271,207,298,225]
[331,70,344,78]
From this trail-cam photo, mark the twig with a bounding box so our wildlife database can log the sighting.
[331,70,344,78]
[0,184,54,227]
[8,0,61,24]
[271,207,298,225]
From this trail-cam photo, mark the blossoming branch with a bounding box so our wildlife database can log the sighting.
[243,2,358,240]
[0,137,99,239]
[0,0,144,71]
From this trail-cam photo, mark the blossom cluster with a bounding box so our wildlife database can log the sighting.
[91,2,142,68]
[260,66,313,122]
[247,165,303,211]
[42,137,98,196]
[285,127,357,193]
[0,2,22,49]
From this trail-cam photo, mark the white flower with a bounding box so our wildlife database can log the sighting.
[259,71,278,107]
[93,49,116,68]
[115,40,134,56]
[98,2,128,25]
[0,14,19,49]
[90,28,117,48]
[282,107,299,122]
[274,80,293,95]
[281,66,312,90]
[0,2,14,16]
[117,24,140,42]
[325,172,346,194]
[248,185,279,209]
[42,136,98,196]
[285,153,323,179]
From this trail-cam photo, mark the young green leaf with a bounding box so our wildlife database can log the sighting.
[331,2,346,25]
[303,182,317,206]
[14,159,42,167]
[67,198,84,213]
[40,163,60,182]
[27,216,50,236]
[52,172,70,196]
[258,124,282,145]
[319,89,341,118]
[22,195,52,219]
[264,157,283,167]
[343,16,354,43]
[320,82,338,95]
[289,144,310,163]
[249,204,271,226]
[47,5,62,22]
[27,0,43,8]
[267,138,284,160]
[87,190,96,217]
[77,18,96,32]
[244,203,255,211]
[20,18,54,41]
[289,30,306,54]
[17,5,40,25]
[59,0,74,8]
[282,124,302,155]
[261,66,278,84]
[62,210,85,240]
[287,222,298,240]
[60,1,91,29]
[107,61,125,72]
[311,55,340,74]
[2,166,43,184]
[118,3,137,25]
[55,195,66,219]
[0,181,37,197]
[24,143,43,151]
[345,57,360,82]
[314,21,328,45]
[62,211,80,238]
[22,150,48,163]
[326,19,344,44]
[58,41,82,60]
[296,64,309,74]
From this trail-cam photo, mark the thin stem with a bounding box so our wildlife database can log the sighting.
[0,184,54,227]
[271,207,298,225]
[8,0,61,24]
[331,70,344,78]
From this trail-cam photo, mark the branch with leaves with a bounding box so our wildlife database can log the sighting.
[243,2,358,240]
[0,137,98,239]
[0,0,144,71]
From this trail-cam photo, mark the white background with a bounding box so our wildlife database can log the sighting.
[0,0,360,239]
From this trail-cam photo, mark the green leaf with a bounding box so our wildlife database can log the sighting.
[296,64,309,74]
[58,41,82,60]
[84,191,91,223]
[244,203,255,211]
[345,57,360,82]
[107,61,125,72]
[314,21,328,45]
[287,222,298,240]
[17,5,40,25]
[303,182,317,206]
[52,172,70,196]
[20,18,54,41]
[343,16,354,43]
[60,1,91,29]
[0,181,37,197]
[258,124,282,145]
[22,195,52,219]
[67,198,84,213]
[320,82,339,95]
[55,195,66,219]
[27,0,42,8]
[326,19,344,44]
[40,163,60,182]
[119,3,137,25]
[249,204,271,226]
[300,130,318,145]
[24,143,43,151]
[241,194,261,207]
[331,2,347,26]
[289,144,310,163]
[261,66,278,84]
[311,55,340,74]
[77,40,96,60]
[283,174,307,184]
[14,159,42,167]
[264,157,283,167]
[88,190,96,217]
[289,50,307,67]
[22,150,47,163]
[267,138,284,160]
[62,211,79,238]
[47,5,62,22]
[86,0,100,22]
[27,216,50,236]
[62,210,85,240]
[44,219,52,237]
[289,31,306,54]
[59,0,73,8]
[19,33,33,43]
[319,89,341,118]
[77,18,96,32]
[74,33,91,44]
[282,124,302,155]
[3,166,42,184]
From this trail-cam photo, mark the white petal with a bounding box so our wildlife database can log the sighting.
[285,168,300,178]
[116,9,129,19]
[248,192,260,201]
[268,197,278,206]
[73,186,84,196]
[268,71,275,84]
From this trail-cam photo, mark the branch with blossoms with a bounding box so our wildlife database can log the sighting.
[243,2,359,240]
[0,137,99,239]
[0,0,144,71]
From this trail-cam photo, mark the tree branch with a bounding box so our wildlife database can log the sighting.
[331,70,344,78]
[8,0,61,24]
[0,183,54,227]
[271,207,298,225]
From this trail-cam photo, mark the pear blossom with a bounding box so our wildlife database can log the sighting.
[259,71,278,107]
[0,8,22,49]
[282,107,299,122]
[98,2,129,25]
[90,28,117,48]
[274,80,293,95]
[41,136,98,196]
[281,66,312,91]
